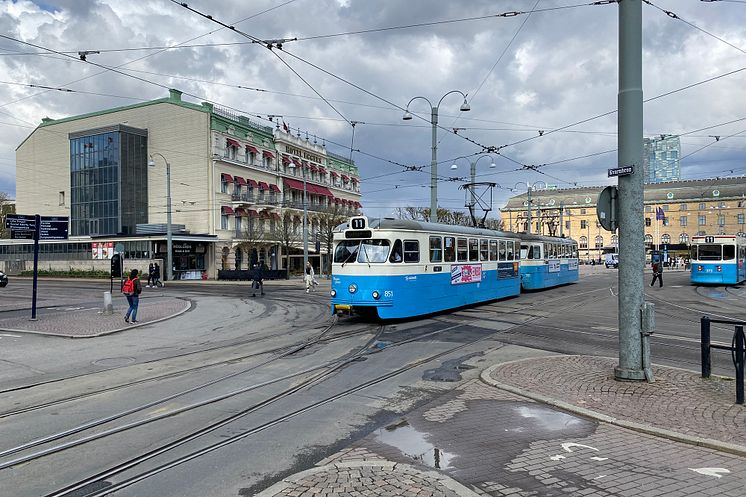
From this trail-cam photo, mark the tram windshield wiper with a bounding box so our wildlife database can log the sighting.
[340,243,359,268]
[360,242,372,269]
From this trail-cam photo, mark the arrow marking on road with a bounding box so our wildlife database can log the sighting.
[561,442,599,453]
[549,455,566,461]
[688,468,730,478]
[590,457,608,461]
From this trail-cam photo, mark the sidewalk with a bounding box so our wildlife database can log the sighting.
[0,296,190,337]
[253,355,746,497]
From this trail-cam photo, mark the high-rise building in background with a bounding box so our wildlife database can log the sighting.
[643,135,681,184]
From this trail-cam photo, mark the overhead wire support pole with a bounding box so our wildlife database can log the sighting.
[615,0,646,382]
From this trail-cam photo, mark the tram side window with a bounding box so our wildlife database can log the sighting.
[468,238,479,261]
[520,243,529,260]
[480,239,489,261]
[499,240,507,261]
[533,244,542,260]
[334,241,360,263]
[490,240,499,261]
[403,240,420,263]
[507,241,515,260]
[457,238,468,261]
[358,239,391,263]
[429,236,443,263]
[389,239,403,263]
[723,244,735,261]
[444,237,456,262]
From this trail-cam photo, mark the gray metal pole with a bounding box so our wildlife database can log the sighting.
[303,167,309,269]
[166,160,173,282]
[470,160,476,208]
[430,106,438,223]
[560,202,564,237]
[526,186,532,234]
[615,0,646,381]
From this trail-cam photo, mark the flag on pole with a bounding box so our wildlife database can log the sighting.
[655,206,665,221]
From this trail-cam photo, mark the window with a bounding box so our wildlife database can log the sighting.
[227,140,238,160]
[645,206,652,212]
[429,236,442,263]
[221,214,229,230]
[661,234,671,244]
[580,209,586,215]
[679,204,687,211]
[697,244,721,261]
[468,238,479,261]
[663,217,670,226]
[235,215,242,234]
[479,239,489,261]
[644,234,653,244]
[679,233,689,244]
[718,215,726,227]
[645,218,651,226]
[680,216,688,227]
[489,240,498,261]
[507,240,515,260]
[444,237,456,262]
[595,236,604,249]
[724,245,735,260]
[499,240,507,261]
[719,202,727,209]
[334,240,360,263]
[457,238,468,262]
[611,234,618,246]
[739,214,745,225]
[403,240,419,263]
[579,236,588,249]
[59,191,65,206]
[698,215,706,226]
[389,239,403,263]
[358,239,390,263]
[565,221,570,230]
[580,220,587,229]
[699,203,706,210]
[662,205,669,211]
[221,177,228,193]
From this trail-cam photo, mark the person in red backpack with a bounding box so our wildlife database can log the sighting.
[122,269,142,323]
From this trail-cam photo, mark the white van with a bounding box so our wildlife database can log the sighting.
[604,253,619,269]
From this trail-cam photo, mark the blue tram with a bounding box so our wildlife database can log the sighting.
[690,234,746,285]
[517,234,579,290]
[330,216,521,319]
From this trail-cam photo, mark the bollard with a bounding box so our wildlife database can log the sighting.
[701,316,711,378]
[103,291,113,315]
[736,326,745,405]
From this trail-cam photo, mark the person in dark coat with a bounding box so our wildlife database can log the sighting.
[251,263,264,297]
[650,260,663,288]
[147,263,155,288]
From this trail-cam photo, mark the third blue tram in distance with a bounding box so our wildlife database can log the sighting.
[690,234,746,285]
[517,234,579,290]
[331,216,521,319]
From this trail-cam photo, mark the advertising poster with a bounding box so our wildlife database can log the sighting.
[451,264,482,285]
[92,242,114,260]
[548,260,561,273]
[568,260,579,270]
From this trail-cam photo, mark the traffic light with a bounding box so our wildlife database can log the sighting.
[111,253,122,277]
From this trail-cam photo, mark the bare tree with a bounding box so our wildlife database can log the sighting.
[0,192,11,239]
[318,204,348,276]
[238,214,266,267]
[270,211,302,271]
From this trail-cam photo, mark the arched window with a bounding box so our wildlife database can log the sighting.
[579,236,588,249]
[611,234,618,247]
[594,235,604,249]
[644,234,653,245]
[679,233,689,244]
[661,234,671,244]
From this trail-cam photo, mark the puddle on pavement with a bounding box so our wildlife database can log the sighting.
[513,405,585,432]
[374,420,454,469]
[700,288,727,299]
[422,352,481,382]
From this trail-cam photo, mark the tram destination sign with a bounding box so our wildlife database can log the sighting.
[608,166,634,177]
[5,214,69,240]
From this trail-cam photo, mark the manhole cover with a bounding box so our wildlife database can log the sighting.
[93,356,136,367]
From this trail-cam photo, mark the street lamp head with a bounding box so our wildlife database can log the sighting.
[450,163,458,170]
[489,162,496,169]
[402,110,413,121]
[147,155,156,168]
[459,99,471,112]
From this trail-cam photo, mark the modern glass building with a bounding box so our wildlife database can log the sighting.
[69,125,148,236]
[643,135,681,184]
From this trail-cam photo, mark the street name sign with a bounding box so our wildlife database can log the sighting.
[608,166,634,177]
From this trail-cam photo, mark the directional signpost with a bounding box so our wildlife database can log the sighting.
[4,214,69,319]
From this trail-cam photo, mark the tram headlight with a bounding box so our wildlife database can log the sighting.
[372,291,380,300]
[330,289,337,297]
[348,283,358,294]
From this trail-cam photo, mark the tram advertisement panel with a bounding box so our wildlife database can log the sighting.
[451,264,482,285]
[568,259,579,270]
[548,260,561,272]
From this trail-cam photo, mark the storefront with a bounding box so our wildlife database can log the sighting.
[153,240,211,280]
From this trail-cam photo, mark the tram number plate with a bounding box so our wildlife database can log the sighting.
[704,236,715,243]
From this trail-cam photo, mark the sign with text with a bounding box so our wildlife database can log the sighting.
[608,166,634,177]
[4,214,69,240]
[548,260,561,273]
[451,264,482,285]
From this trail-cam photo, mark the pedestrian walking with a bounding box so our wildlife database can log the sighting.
[304,261,316,293]
[147,262,155,288]
[251,263,264,297]
[122,269,143,323]
[650,260,663,288]
[153,263,162,287]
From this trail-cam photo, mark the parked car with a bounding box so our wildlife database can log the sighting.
[604,253,619,269]
[0,270,7,287]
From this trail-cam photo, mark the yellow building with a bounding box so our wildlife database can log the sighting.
[501,177,746,261]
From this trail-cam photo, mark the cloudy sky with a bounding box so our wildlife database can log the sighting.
[1,0,745,218]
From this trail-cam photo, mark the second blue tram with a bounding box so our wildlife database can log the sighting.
[331,216,522,319]
[690,234,746,285]
[518,234,579,290]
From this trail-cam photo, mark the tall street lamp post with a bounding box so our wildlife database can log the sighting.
[403,91,471,223]
[148,153,173,282]
[288,161,308,270]
[450,154,496,207]
[513,181,546,234]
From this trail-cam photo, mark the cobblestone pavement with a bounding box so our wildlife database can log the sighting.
[486,355,746,448]
[0,296,190,336]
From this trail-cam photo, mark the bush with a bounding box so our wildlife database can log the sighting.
[20,268,111,279]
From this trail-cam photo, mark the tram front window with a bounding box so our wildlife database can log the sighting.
[358,239,390,263]
[334,241,360,263]
[697,244,722,261]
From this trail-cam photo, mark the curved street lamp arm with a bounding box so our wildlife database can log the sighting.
[404,95,433,112]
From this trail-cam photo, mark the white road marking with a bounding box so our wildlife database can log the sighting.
[0,333,21,338]
[549,455,566,461]
[561,442,599,453]
[593,475,607,480]
[590,456,609,461]
[689,468,730,478]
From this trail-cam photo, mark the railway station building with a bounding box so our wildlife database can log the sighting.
[501,176,746,262]
[6,89,362,279]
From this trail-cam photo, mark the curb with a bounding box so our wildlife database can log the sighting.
[479,359,746,458]
[0,298,192,338]
[252,461,480,497]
